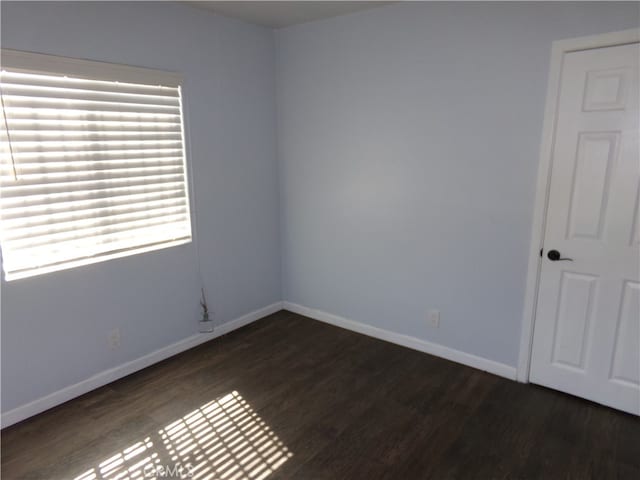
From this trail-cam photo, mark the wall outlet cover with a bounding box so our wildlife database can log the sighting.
[199,320,214,333]
[108,328,121,350]
[427,309,440,328]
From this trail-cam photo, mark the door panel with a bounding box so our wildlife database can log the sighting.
[551,272,597,370]
[567,132,618,240]
[530,42,640,415]
[583,67,632,111]
[610,281,640,387]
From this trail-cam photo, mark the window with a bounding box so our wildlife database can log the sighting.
[0,50,192,280]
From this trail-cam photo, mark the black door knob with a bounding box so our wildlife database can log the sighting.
[547,250,573,261]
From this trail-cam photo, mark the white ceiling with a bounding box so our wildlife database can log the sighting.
[185,1,393,28]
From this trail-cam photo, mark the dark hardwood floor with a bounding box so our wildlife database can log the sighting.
[2,310,639,479]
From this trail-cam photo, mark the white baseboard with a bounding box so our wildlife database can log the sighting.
[3,301,516,428]
[283,302,517,381]
[1,301,283,429]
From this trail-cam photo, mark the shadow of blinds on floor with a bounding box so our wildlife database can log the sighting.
[73,391,292,480]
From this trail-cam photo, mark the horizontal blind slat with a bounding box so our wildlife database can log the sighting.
[1,157,184,175]
[3,95,180,114]
[1,164,184,186]
[5,147,183,161]
[9,130,182,139]
[1,71,181,95]
[1,172,184,197]
[2,196,188,229]
[1,83,180,106]
[1,182,186,210]
[3,206,189,242]
[7,121,182,134]
[4,106,180,120]
[8,139,182,150]
[3,212,189,249]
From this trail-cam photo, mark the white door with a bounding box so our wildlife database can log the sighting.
[530,42,640,415]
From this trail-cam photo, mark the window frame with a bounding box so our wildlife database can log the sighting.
[0,49,194,281]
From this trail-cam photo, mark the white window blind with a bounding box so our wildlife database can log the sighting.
[0,50,192,280]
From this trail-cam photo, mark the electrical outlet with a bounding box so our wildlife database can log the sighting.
[108,328,121,350]
[427,309,440,328]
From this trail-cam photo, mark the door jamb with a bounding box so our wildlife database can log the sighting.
[517,28,640,383]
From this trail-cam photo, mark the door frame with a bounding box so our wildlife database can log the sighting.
[517,28,640,383]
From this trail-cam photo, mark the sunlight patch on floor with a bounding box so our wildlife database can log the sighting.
[73,391,292,480]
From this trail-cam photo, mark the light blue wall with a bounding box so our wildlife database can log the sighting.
[1,1,281,412]
[276,2,640,366]
[3,0,639,416]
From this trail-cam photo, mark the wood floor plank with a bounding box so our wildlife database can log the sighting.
[2,310,639,479]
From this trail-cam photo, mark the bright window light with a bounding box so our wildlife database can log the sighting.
[0,50,192,280]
